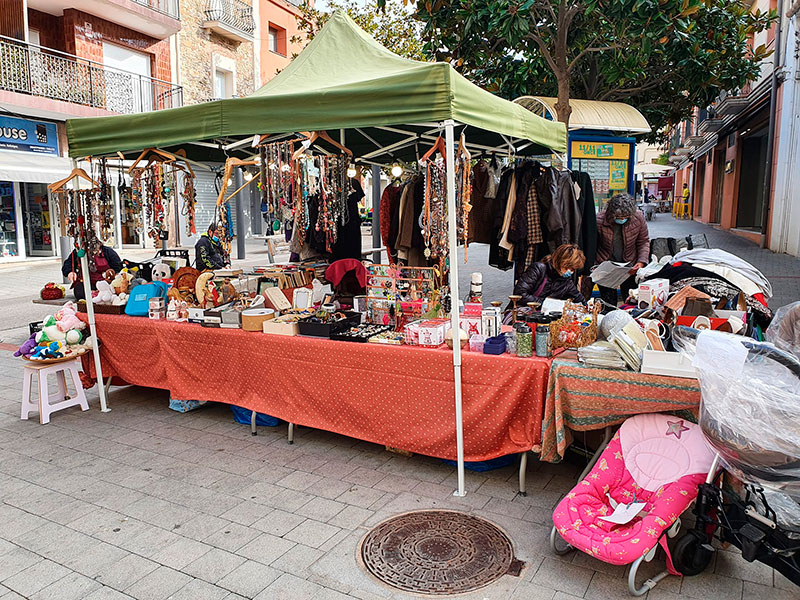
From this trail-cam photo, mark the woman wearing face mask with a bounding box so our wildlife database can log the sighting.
[513,243,587,306]
[595,193,650,307]
[195,223,229,271]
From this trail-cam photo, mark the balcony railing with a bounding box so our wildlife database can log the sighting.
[204,0,255,36]
[131,0,180,20]
[0,36,183,114]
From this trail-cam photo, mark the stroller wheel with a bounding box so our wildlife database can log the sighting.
[673,532,714,576]
[549,526,574,556]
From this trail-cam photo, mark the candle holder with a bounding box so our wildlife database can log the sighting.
[508,295,521,324]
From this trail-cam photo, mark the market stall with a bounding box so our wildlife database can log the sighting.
[60,10,567,495]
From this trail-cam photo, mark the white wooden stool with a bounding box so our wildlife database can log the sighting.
[21,358,89,424]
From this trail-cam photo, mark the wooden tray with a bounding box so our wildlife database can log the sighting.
[77,300,126,314]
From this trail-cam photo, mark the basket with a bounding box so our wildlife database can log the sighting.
[22,348,89,365]
[549,302,600,350]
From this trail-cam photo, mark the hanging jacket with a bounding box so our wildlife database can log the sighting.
[571,171,597,274]
[513,262,585,305]
[489,169,515,270]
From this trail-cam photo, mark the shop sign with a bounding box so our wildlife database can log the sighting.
[609,159,628,190]
[0,116,59,155]
[571,141,630,160]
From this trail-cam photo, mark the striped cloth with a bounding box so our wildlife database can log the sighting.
[540,355,701,462]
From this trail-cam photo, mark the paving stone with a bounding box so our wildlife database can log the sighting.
[30,571,101,600]
[269,544,324,576]
[203,522,261,553]
[219,501,270,527]
[296,497,346,522]
[742,581,800,600]
[236,533,296,565]
[336,485,387,509]
[166,578,229,600]
[263,488,314,512]
[509,580,556,600]
[2,559,71,598]
[285,519,342,549]
[216,560,280,598]
[0,546,41,580]
[327,505,373,529]
[304,477,355,500]
[714,547,773,586]
[252,509,307,537]
[94,554,160,591]
[276,470,324,491]
[124,566,192,600]
[183,548,246,584]
[530,557,593,597]
[174,514,229,542]
[150,536,213,570]
[63,541,130,578]
[680,572,743,599]
[253,572,324,600]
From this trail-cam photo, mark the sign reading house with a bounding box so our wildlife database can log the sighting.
[0,116,59,155]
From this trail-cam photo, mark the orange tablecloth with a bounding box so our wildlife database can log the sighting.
[82,314,550,462]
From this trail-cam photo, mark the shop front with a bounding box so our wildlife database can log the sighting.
[0,115,72,262]
[569,136,636,206]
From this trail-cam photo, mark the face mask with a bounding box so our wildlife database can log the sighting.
[614,218,629,225]
[212,235,220,243]
[562,270,573,278]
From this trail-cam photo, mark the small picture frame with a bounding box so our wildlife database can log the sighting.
[322,292,335,306]
[293,287,313,309]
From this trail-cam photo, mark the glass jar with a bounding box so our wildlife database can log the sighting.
[515,322,533,358]
[535,318,551,357]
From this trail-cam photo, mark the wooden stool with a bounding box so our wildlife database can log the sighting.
[21,359,89,424]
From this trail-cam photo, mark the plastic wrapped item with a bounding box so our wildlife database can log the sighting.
[598,309,634,341]
[766,301,800,360]
[469,334,487,353]
[673,326,800,499]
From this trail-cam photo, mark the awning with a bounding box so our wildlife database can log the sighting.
[0,151,73,184]
[514,96,651,134]
[66,12,566,160]
[635,163,672,175]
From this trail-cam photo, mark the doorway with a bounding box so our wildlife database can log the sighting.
[712,149,725,224]
[736,126,768,230]
[694,158,705,218]
[21,183,53,256]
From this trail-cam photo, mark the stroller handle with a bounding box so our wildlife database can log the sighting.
[674,326,800,380]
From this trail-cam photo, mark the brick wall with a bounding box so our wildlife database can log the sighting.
[61,9,171,82]
[27,10,64,51]
[178,0,254,104]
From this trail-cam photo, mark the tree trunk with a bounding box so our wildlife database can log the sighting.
[554,69,572,127]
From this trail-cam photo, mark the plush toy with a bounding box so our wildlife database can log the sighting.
[65,329,84,345]
[36,316,67,344]
[111,270,134,295]
[14,333,37,358]
[103,269,116,283]
[55,302,85,333]
[152,263,171,282]
[30,341,65,360]
[92,281,115,304]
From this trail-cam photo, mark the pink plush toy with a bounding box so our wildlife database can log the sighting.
[55,302,85,332]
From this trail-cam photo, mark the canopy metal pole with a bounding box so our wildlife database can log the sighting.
[371,164,382,264]
[444,119,466,497]
[234,168,246,259]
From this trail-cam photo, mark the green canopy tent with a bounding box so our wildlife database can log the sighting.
[65,10,567,496]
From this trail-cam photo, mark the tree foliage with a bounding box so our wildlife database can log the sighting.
[293,0,427,61]
[412,0,776,135]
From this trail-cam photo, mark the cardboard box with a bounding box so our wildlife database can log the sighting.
[262,317,300,336]
[641,350,698,379]
[459,315,482,337]
[637,278,669,310]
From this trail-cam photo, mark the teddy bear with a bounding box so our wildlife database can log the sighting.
[92,281,115,304]
[152,263,171,282]
[111,270,134,295]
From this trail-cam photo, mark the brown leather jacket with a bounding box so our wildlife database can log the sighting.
[595,210,650,265]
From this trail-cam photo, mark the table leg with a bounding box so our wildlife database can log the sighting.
[287,423,294,445]
[251,410,257,436]
[103,377,112,399]
[518,452,528,496]
[577,426,614,482]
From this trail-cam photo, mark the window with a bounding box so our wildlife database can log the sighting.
[268,24,286,56]
[28,29,41,47]
[215,68,233,99]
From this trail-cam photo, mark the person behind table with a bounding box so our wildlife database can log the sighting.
[61,237,122,301]
[513,243,587,306]
[595,193,650,308]
[195,223,228,271]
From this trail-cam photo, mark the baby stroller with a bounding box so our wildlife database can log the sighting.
[670,325,800,587]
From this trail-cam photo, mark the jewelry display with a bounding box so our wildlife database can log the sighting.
[365,264,441,329]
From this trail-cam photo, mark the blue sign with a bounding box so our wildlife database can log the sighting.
[0,116,59,155]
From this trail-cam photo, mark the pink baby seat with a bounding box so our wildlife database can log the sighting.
[551,413,717,596]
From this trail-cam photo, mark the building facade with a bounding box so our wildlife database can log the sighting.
[258,0,305,83]
[0,0,182,261]
[668,0,791,249]
[177,0,256,103]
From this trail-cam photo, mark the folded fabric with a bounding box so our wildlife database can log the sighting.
[671,249,772,298]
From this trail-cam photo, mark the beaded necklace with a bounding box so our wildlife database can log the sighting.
[422,156,448,264]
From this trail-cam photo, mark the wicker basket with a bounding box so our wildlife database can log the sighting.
[549,301,600,350]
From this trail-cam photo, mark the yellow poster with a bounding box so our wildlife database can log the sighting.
[609,160,628,190]
[571,142,631,160]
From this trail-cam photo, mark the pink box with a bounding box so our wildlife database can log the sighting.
[459,315,482,337]
[418,319,451,348]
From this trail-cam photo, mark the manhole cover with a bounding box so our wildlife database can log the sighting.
[360,510,517,595]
